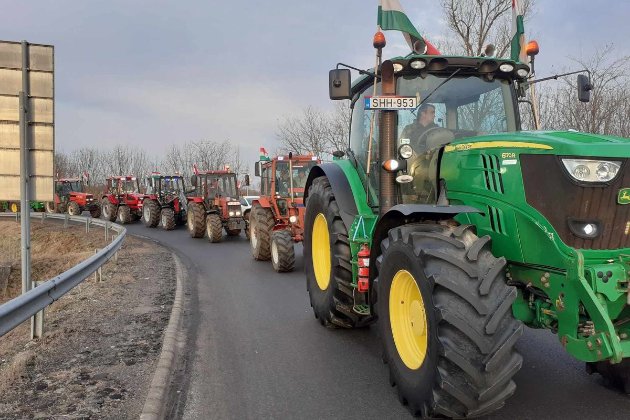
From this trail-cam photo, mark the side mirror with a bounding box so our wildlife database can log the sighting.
[190,175,197,187]
[577,74,592,103]
[244,174,250,186]
[254,162,261,177]
[329,69,351,100]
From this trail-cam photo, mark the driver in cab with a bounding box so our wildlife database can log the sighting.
[400,103,437,153]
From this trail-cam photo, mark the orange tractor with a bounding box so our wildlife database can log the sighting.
[46,178,101,217]
[101,175,144,224]
[249,153,320,272]
[186,167,249,242]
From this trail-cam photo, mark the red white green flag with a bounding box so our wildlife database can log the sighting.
[377,0,440,55]
[511,0,527,62]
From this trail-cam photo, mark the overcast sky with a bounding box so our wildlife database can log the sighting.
[3,0,629,173]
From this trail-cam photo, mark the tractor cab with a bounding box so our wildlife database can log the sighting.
[146,173,185,198]
[190,171,239,202]
[107,176,140,197]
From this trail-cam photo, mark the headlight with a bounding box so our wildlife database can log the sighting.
[516,68,529,78]
[289,215,298,223]
[235,211,241,216]
[562,159,621,183]
[399,144,413,159]
[229,211,235,217]
[499,63,514,72]
[393,63,404,73]
[410,59,426,69]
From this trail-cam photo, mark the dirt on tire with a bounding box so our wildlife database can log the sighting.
[0,220,176,419]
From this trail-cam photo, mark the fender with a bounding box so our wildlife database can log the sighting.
[369,204,483,282]
[252,196,271,209]
[304,162,363,229]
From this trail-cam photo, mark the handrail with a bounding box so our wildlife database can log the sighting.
[0,212,126,337]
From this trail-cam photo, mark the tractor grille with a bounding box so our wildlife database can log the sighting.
[521,155,630,250]
[481,154,505,194]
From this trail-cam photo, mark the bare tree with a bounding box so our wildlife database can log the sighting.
[536,46,630,137]
[440,0,534,57]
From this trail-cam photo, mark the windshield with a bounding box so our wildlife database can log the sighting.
[161,177,183,194]
[396,75,517,154]
[205,174,237,198]
[58,181,82,195]
[116,179,137,194]
[275,161,317,197]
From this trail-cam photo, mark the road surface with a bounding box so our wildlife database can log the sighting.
[126,223,630,419]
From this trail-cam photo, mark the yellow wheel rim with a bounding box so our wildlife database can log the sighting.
[312,213,331,291]
[10,203,18,213]
[390,270,428,370]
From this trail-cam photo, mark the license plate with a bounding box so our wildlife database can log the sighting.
[365,96,418,110]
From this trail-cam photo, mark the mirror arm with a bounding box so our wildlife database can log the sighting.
[527,69,592,86]
[336,63,380,80]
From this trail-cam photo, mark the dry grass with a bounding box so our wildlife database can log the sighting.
[0,220,108,303]
[0,350,36,395]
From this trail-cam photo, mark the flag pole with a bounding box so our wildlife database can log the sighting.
[365,26,385,202]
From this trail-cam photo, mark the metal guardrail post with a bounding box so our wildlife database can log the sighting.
[31,281,44,339]
[85,217,89,233]
[64,213,69,228]
[112,235,118,263]
[41,212,46,225]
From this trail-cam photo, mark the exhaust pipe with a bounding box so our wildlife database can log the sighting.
[379,61,397,216]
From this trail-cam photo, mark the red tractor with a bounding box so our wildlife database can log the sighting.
[142,173,188,230]
[186,168,249,242]
[46,178,101,217]
[101,176,144,224]
[249,154,320,272]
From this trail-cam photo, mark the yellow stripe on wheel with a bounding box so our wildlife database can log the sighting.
[390,270,428,370]
[312,213,331,291]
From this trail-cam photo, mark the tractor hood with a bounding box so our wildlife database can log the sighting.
[446,131,630,158]
[70,192,93,200]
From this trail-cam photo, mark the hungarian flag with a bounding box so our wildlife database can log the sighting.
[511,0,527,62]
[259,147,268,159]
[377,0,440,55]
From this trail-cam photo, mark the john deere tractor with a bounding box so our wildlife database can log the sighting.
[302,39,630,417]
[250,153,320,272]
[142,173,188,230]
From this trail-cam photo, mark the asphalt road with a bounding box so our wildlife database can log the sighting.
[126,223,630,419]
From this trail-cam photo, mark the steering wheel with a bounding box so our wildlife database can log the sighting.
[415,127,455,153]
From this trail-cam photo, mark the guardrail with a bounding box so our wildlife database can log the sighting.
[0,212,125,337]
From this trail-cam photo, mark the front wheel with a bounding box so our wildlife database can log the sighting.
[45,202,56,214]
[102,199,116,222]
[117,205,132,224]
[271,230,295,272]
[376,224,523,418]
[250,204,273,261]
[206,214,223,243]
[161,208,176,231]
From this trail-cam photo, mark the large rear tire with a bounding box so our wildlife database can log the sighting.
[143,199,160,228]
[206,214,223,243]
[304,176,372,328]
[117,205,132,224]
[161,208,176,231]
[250,203,274,261]
[271,230,295,272]
[376,223,523,418]
[102,199,116,222]
[187,202,206,238]
[67,201,81,216]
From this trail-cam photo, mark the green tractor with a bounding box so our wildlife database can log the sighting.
[303,40,630,418]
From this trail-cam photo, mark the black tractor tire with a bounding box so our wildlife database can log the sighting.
[226,228,241,236]
[143,199,160,228]
[45,202,57,214]
[102,199,117,222]
[250,203,274,261]
[206,214,223,243]
[161,208,176,231]
[586,359,630,394]
[89,203,102,218]
[187,203,206,238]
[375,223,523,418]
[304,176,372,328]
[67,201,81,216]
[271,230,295,272]
[117,205,132,224]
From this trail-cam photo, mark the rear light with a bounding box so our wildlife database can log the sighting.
[357,243,370,293]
